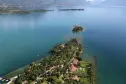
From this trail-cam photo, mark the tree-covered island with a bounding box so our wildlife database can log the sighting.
[3,27,96,84]
[72,26,83,33]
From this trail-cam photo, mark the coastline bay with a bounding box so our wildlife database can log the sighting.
[0,7,126,84]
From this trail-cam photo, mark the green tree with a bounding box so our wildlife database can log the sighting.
[29,75,36,81]
[15,77,22,84]
[72,26,83,34]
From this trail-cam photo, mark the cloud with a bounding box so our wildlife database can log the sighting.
[85,0,106,2]
[85,0,106,5]
[85,0,95,2]
[101,0,106,1]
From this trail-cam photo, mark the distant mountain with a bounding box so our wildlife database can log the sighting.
[0,0,55,9]
[0,0,91,9]
[0,4,54,14]
[1,0,126,8]
[52,0,91,6]
[0,0,54,5]
[0,0,90,5]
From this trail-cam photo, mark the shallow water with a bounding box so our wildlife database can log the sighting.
[0,7,126,84]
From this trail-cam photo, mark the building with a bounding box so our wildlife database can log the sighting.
[0,77,10,84]
[73,58,78,65]
[69,64,77,72]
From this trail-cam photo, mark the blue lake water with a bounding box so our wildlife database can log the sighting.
[0,7,126,84]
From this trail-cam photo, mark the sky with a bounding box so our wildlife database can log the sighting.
[85,0,126,6]
[85,0,104,5]
[101,0,126,6]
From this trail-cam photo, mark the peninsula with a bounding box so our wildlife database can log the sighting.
[0,6,54,14]
[0,6,29,14]
[2,27,96,84]
[59,9,84,11]
[0,5,85,15]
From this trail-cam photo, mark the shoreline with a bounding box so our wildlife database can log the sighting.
[3,56,97,83]
[3,58,44,78]
[92,56,97,84]
[3,38,97,84]
[0,8,85,15]
[83,55,97,84]
[3,65,28,79]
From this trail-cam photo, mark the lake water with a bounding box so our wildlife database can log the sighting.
[0,7,126,84]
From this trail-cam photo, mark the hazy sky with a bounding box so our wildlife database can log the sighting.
[86,0,126,6]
